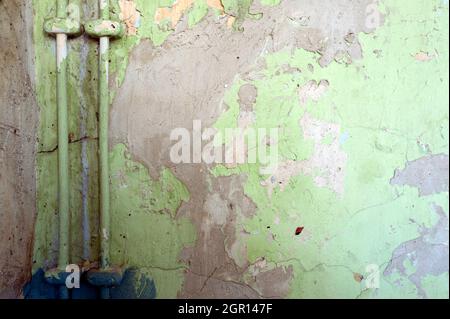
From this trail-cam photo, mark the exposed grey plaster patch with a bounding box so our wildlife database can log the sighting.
[298,79,329,105]
[238,83,258,111]
[390,154,449,196]
[0,0,37,298]
[203,193,229,226]
[250,265,294,298]
[250,0,383,66]
[384,203,449,298]
[261,112,347,196]
[109,0,384,299]
[185,270,262,299]
[110,0,383,177]
[278,63,302,75]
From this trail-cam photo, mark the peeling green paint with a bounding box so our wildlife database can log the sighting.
[259,0,281,6]
[31,0,448,299]
[109,144,196,298]
[187,0,225,27]
[108,0,174,92]
[32,0,198,297]
[33,0,101,271]
[84,19,124,38]
[212,0,449,298]
[222,0,262,30]
[43,17,82,36]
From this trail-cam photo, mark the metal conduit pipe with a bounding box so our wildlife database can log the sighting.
[99,0,112,277]
[43,0,81,299]
[85,0,124,299]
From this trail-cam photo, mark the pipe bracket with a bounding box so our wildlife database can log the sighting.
[44,17,82,36]
[86,267,125,287]
[84,19,124,38]
[44,268,73,286]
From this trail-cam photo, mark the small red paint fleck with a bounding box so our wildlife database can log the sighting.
[295,227,304,236]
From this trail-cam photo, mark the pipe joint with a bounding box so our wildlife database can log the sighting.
[85,19,124,38]
[86,267,125,288]
[44,268,73,286]
[44,17,82,36]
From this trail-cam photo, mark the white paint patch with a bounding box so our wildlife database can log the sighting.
[100,37,109,83]
[56,34,68,70]
[228,228,250,268]
[413,51,435,62]
[100,37,109,55]
[262,113,347,196]
[100,0,108,10]
[298,80,329,105]
[224,110,256,169]
[250,257,268,276]
[203,193,229,226]
[274,216,280,225]
[102,228,109,240]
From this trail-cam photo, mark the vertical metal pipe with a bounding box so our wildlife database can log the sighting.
[84,1,124,298]
[56,0,68,18]
[99,36,110,269]
[98,0,111,299]
[56,0,70,300]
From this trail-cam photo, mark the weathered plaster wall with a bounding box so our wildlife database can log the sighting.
[0,1,37,298]
[30,0,449,299]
